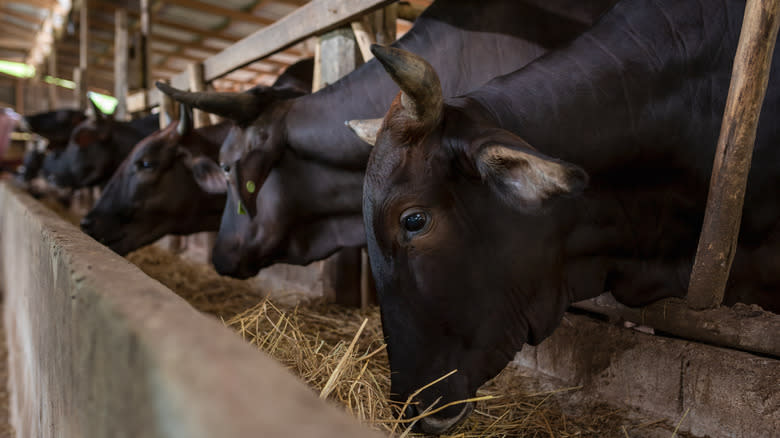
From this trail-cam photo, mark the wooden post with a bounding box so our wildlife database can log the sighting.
[187,62,216,262]
[687,0,780,309]
[47,46,58,109]
[314,26,366,306]
[352,4,398,62]
[186,63,211,129]
[114,9,129,121]
[140,0,152,90]
[15,79,24,114]
[77,0,89,109]
[157,88,186,253]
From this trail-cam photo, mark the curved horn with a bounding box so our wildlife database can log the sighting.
[155,81,261,123]
[370,45,443,128]
[177,103,192,136]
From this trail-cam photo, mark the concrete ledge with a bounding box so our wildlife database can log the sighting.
[0,182,382,438]
[514,313,780,438]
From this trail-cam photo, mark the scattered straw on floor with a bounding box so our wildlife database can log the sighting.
[224,298,690,437]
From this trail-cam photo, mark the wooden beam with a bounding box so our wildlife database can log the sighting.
[687,0,780,309]
[0,39,33,50]
[161,0,273,26]
[0,7,43,25]
[573,293,780,357]
[201,0,394,82]
[114,9,129,120]
[47,45,58,108]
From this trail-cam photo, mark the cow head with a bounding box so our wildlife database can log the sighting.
[58,98,121,188]
[23,108,86,151]
[349,46,588,434]
[155,79,333,278]
[81,105,226,255]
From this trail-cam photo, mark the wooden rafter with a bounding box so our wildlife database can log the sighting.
[160,0,274,26]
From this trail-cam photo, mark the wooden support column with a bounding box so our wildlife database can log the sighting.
[187,62,216,263]
[15,79,24,114]
[186,63,211,129]
[687,0,780,309]
[140,0,152,90]
[352,4,398,62]
[157,88,186,253]
[114,9,129,121]
[315,26,367,307]
[76,0,89,109]
[47,46,58,109]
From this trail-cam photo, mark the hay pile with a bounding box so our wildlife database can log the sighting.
[225,299,684,437]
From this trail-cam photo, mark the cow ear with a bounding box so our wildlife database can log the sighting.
[345,118,382,146]
[184,154,227,194]
[476,144,588,210]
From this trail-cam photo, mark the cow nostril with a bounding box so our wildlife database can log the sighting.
[403,404,418,421]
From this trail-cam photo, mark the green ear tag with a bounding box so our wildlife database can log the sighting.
[237,201,247,215]
[246,180,256,193]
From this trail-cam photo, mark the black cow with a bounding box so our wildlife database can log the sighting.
[80,108,230,254]
[352,0,780,432]
[52,101,160,188]
[81,59,314,255]
[157,0,617,278]
[17,109,87,183]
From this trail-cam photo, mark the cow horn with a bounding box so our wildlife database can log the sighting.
[370,45,442,128]
[177,103,192,136]
[345,118,382,146]
[155,82,260,123]
[88,95,106,120]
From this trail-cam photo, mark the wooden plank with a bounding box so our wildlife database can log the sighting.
[351,5,397,62]
[161,0,273,26]
[114,9,129,120]
[687,0,780,309]
[200,0,394,82]
[573,293,780,357]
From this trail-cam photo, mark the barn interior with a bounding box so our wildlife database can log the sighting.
[0,1,778,437]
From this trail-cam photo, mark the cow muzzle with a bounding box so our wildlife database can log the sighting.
[405,400,473,434]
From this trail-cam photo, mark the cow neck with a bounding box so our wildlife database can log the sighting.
[284,0,601,170]
[463,0,741,175]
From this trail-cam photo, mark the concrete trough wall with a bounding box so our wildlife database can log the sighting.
[514,313,780,438]
[0,182,382,438]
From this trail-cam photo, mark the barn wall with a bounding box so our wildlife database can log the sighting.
[514,313,780,438]
[0,182,382,438]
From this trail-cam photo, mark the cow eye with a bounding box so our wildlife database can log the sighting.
[136,160,157,171]
[220,162,231,174]
[400,209,429,234]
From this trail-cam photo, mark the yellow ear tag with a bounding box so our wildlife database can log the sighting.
[246,180,256,193]
[237,201,247,215]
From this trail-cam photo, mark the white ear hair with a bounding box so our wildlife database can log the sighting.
[477,145,588,210]
[345,118,383,146]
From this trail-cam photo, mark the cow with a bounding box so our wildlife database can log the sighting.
[80,58,314,255]
[16,109,87,183]
[51,101,160,188]
[348,0,780,432]
[80,108,230,255]
[156,0,618,278]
